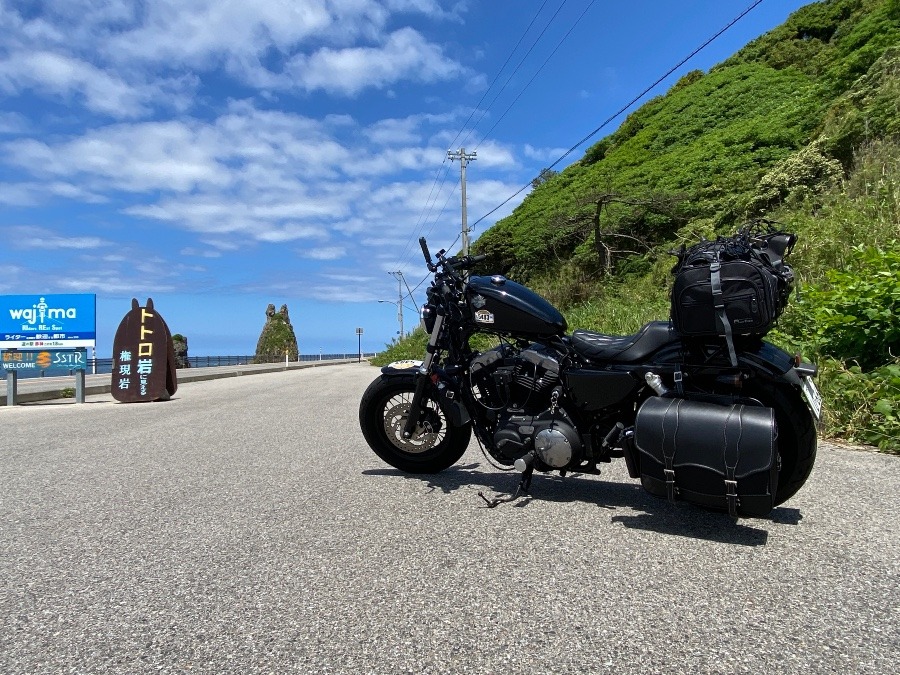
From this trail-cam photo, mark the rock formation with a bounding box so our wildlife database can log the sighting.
[255,303,299,362]
[172,334,190,368]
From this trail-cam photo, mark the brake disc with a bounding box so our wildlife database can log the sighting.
[383,401,441,452]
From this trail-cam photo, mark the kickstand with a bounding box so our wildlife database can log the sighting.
[478,466,534,508]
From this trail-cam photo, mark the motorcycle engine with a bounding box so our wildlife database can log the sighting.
[471,344,582,470]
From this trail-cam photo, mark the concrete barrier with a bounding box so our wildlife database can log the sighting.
[1,358,364,405]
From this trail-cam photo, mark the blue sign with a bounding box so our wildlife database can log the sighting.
[1,349,87,371]
[0,294,97,348]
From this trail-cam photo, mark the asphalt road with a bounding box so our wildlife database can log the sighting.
[1,363,898,674]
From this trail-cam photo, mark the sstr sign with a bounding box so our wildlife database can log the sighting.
[1,349,87,371]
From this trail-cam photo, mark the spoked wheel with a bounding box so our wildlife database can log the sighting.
[359,374,471,473]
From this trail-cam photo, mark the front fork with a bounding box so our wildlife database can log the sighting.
[401,312,444,439]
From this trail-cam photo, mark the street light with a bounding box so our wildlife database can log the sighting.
[377,299,403,338]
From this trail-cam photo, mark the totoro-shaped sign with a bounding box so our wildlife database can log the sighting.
[111,298,177,402]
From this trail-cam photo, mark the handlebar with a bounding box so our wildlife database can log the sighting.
[418,237,435,271]
[419,237,486,274]
[446,253,487,271]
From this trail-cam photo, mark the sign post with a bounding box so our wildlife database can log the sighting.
[356,327,364,362]
[5,370,16,406]
[1,348,89,404]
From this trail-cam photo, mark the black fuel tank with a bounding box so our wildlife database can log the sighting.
[467,275,567,337]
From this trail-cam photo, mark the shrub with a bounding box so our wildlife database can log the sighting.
[817,357,900,452]
[795,244,900,370]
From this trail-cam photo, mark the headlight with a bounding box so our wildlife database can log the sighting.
[420,304,436,333]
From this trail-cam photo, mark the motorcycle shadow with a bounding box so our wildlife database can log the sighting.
[363,463,803,547]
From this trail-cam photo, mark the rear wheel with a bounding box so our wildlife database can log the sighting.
[359,374,471,473]
[743,381,817,505]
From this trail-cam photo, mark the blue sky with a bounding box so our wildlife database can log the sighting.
[1,0,813,357]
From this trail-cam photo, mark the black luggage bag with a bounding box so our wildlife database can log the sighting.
[634,396,779,518]
[670,227,795,365]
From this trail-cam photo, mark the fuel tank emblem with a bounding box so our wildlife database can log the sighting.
[474,309,495,324]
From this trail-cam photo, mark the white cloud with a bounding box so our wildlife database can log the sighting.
[203,239,241,251]
[0,95,530,300]
[298,246,347,260]
[6,226,112,249]
[0,50,199,119]
[0,264,26,293]
[58,274,178,294]
[0,111,28,134]
[461,140,517,169]
[0,51,149,118]
[286,28,464,96]
[4,122,232,193]
[255,224,326,243]
[107,1,334,66]
[365,118,423,145]
[125,196,344,242]
[523,143,569,163]
[180,247,222,258]
[0,181,104,206]
[1,1,469,107]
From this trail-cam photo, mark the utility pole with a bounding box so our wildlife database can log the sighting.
[448,148,477,256]
[389,271,404,338]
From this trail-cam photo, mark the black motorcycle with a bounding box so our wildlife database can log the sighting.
[359,230,820,518]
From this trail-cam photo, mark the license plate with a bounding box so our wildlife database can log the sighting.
[800,376,823,421]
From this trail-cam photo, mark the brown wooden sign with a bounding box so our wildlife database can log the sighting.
[111,298,177,402]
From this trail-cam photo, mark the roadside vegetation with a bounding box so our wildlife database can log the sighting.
[375,0,900,452]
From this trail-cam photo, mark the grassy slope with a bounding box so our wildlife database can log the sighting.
[474,0,898,285]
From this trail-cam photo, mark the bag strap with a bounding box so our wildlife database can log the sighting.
[661,398,680,503]
[723,405,742,518]
[710,253,739,367]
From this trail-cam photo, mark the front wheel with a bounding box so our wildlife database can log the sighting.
[359,374,472,473]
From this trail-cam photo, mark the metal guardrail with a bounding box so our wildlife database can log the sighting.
[8,353,379,379]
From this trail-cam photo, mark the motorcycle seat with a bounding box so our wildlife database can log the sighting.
[570,321,676,363]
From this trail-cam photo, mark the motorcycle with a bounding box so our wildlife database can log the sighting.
[359,231,820,517]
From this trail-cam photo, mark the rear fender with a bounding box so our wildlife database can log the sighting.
[738,342,802,387]
[651,340,805,387]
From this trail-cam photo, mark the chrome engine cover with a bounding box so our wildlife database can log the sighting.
[535,427,575,468]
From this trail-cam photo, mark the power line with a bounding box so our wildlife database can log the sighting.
[420,179,463,247]
[448,0,556,153]
[471,0,767,230]
[475,0,599,152]
[392,158,453,271]
[395,0,567,271]
[460,0,571,150]
[400,271,420,313]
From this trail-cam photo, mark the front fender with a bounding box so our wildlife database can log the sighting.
[380,359,423,375]
[378,362,471,427]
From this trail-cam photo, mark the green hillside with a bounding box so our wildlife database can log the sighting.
[475,0,898,282]
[382,0,900,450]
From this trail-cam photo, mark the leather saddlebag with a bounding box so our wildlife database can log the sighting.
[634,397,778,518]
